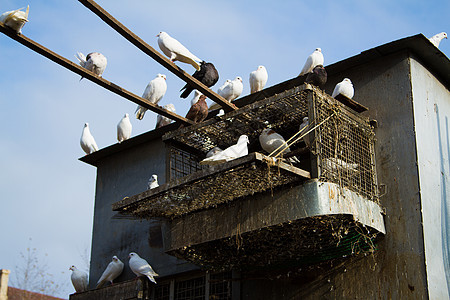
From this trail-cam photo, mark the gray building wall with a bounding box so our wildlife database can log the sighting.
[88,137,197,288]
[86,48,449,299]
[410,56,450,299]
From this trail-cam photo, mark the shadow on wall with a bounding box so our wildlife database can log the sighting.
[435,104,450,295]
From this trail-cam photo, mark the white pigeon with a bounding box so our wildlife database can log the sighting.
[217,79,231,98]
[206,146,223,158]
[200,135,249,165]
[0,6,29,34]
[147,174,159,190]
[96,256,124,288]
[332,78,354,99]
[299,117,312,149]
[157,31,202,71]
[135,74,167,120]
[210,77,243,111]
[117,113,132,143]
[129,252,159,284]
[155,104,176,129]
[69,265,88,293]
[249,65,268,93]
[323,157,358,173]
[190,90,203,106]
[75,52,107,77]
[429,32,447,48]
[259,128,300,163]
[299,48,324,76]
[80,123,99,155]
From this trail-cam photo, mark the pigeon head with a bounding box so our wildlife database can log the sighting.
[238,135,250,144]
[198,95,207,102]
[112,256,119,262]
[235,76,243,82]
[262,128,276,136]
[443,32,448,39]
[129,252,138,259]
[156,31,166,37]
[315,48,322,52]
[303,117,309,123]
[343,78,352,84]
[156,74,167,80]
[69,265,77,271]
[84,123,89,128]
[124,113,129,118]
[258,65,265,70]
[149,175,158,182]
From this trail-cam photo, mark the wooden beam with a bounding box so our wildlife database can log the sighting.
[0,23,193,125]
[78,0,238,112]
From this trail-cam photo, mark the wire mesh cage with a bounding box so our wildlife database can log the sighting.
[311,94,378,201]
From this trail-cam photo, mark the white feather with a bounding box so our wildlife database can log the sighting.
[129,252,159,284]
[249,65,268,93]
[96,256,124,288]
[135,74,167,120]
[0,6,29,34]
[200,135,249,165]
[80,123,99,155]
[332,78,354,99]
[157,31,201,70]
[70,265,88,293]
[299,48,324,76]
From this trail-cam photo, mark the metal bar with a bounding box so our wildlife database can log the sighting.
[0,23,193,125]
[78,0,238,112]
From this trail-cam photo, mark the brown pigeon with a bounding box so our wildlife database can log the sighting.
[185,95,208,123]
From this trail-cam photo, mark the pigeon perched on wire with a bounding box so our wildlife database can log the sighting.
[180,61,219,98]
[157,31,202,71]
[429,32,447,48]
[249,65,268,93]
[135,74,167,120]
[185,95,208,123]
[305,65,327,88]
[129,252,159,284]
[80,123,99,155]
[200,135,249,165]
[69,265,88,293]
[96,256,124,288]
[332,78,354,99]
[259,128,300,163]
[117,113,132,143]
[0,6,29,34]
[147,174,159,190]
[155,103,176,129]
[299,48,324,76]
[76,52,107,78]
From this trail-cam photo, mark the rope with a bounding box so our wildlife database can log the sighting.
[268,112,337,159]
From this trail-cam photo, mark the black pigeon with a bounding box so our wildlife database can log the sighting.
[180,61,219,98]
[305,65,327,88]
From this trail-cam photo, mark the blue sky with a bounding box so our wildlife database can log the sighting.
[0,0,449,297]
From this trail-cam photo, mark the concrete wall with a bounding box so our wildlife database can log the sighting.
[88,138,197,288]
[410,56,450,299]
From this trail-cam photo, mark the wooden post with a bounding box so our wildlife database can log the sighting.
[78,0,238,112]
[0,23,194,126]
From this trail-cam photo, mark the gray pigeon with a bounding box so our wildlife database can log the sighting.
[180,61,219,98]
[69,265,88,293]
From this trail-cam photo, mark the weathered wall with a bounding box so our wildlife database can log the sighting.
[410,56,450,299]
[88,138,197,288]
[238,52,429,299]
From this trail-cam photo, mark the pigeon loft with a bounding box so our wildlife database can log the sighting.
[112,83,384,270]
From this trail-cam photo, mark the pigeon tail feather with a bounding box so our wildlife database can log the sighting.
[135,106,146,120]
